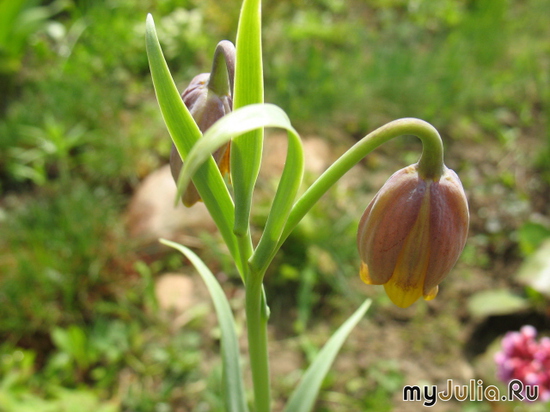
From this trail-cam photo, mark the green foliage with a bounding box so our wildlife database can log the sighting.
[0,181,125,335]
[0,0,191,192]
[0,342,120,412]
[518,221,550,256]
[231,0,265,237]
[358,360,404,412]
[0,0,66,76]
[284,300,371,412]
[146,13,242,273]
[264,0,549,136]
[0,317,206,411]
[6,115,88,185]
[160,240,248,412]
[265,196,362,333]
[467,289,530,319]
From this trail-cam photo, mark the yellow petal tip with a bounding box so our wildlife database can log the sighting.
[383,276,423,308]
[423,285,439,301]
[360,262,376,285]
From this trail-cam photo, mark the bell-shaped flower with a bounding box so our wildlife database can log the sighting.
[170,41,235,206]
[357,163,469,308]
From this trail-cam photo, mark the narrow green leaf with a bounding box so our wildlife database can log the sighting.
[174,103,304,273]
[231,0,264,237]
[283,299,372,412]
[250,126,303,275]
[175,104,299,205]
[160,239,249,412]
[145,14,242,273]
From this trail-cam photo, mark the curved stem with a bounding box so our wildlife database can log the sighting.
[415,123,444,180]
[269,117,444,268]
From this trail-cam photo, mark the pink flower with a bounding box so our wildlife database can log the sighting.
[495,325,550,401]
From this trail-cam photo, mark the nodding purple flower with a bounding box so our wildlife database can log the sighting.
[494,325,550,402]
[357,163,469,308]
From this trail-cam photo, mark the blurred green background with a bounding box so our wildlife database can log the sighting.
[1,0,550,411]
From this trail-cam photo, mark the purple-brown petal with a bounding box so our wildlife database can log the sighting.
[423,168,469,294]
[358,165,425,284]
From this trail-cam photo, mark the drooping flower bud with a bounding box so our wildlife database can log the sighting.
[170,40,235,207]
[357,163,469,308]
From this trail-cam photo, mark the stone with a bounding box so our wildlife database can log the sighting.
[259,132,336,180]
[155,273,197,313]
[125,164,216,242]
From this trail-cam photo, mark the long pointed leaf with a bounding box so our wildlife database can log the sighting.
[160,239,249,412]
[175,104,299,202]
[145,14,242,273]
[249,124,304,275]
[283,299,372,412]
[174,103,304,271]
[231,0,264,237]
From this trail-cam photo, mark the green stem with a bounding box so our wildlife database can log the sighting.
[245,272,271,412]
[268,117,444,268]
[237,230,253,284]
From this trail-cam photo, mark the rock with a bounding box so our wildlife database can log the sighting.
[154,272,213,330]
[125,164,216,243]
[259,132,336,180]
[258,132,371,194]
[303,136,335,175]
[155,273,197,313]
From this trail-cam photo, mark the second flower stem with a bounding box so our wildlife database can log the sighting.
[267,117,444,270]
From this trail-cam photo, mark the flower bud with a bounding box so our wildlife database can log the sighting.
[170,73,232,206]
[170,41,235,207]
[357,163,469,308]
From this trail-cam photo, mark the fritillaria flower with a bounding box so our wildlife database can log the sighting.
[357,163,469,308]
[170,40,235,206]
